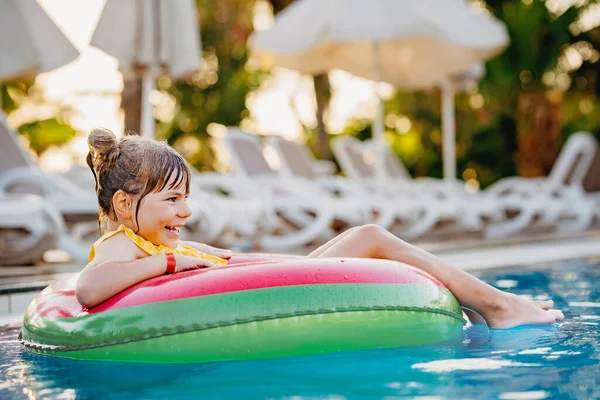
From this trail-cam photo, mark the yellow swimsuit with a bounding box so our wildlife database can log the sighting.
[88,224,228,266]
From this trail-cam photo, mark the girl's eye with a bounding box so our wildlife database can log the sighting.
[167,197,177,202]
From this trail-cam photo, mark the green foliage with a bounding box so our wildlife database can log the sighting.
[157,0,263,171]
[17,119,76,154]
[0,79,33,114]
[485,0,577,90]
[376,0,600,185]
[1,79,76,155]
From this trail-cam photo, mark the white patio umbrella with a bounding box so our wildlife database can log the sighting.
[251,0,509,181]
[0,0,79,82]
[90,0,202,138]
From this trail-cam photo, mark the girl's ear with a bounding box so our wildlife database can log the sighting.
[112,190,133,220]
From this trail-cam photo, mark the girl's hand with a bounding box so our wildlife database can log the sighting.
[182,242,232,260]
[173,254,225,273]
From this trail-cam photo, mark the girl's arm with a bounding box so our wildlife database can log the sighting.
[76,235,166,309]
[76,235,225,309]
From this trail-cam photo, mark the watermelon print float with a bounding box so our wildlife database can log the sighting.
[20,254,466,363]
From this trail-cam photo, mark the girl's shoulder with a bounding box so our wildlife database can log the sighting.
[96,231,139,252]
[89,229,146,264]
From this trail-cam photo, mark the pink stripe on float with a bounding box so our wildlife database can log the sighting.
[86,258,442,313]
[32,256,443,317]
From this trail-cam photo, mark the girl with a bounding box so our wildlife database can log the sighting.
[77,128,564,329]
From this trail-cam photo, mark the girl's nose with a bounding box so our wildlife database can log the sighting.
[179,201,192,218]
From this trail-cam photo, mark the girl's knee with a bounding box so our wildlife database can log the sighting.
[353,224,395,244]
[354,224,387,238]
[354,224,409,250]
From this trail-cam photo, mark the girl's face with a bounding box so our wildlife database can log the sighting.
[134,181,192,248]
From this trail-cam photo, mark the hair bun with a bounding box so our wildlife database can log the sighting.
[88,127,120,171]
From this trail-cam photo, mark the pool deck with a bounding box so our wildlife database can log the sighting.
[2,229,600,322]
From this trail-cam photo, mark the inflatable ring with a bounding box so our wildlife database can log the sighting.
[20,254,466,363]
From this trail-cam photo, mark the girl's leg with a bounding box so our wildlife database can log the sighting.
[308,224,563,329]
[312,227,487,325]
[307,226,361,258]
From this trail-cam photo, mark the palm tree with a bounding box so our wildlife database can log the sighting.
[482,0,591,177]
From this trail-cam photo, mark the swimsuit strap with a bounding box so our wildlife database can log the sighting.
[88,225,227,266]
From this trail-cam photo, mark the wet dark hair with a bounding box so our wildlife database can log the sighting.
[86,128,191,232]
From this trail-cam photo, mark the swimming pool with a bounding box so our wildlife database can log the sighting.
[1,258,599,399]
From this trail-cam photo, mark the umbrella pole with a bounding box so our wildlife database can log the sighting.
[140,0,158,139]
[371,41,388,182]
[140,68,156,138]
[441,80,456,183]
[372,41,385,142]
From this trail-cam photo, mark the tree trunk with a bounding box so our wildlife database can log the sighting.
[313,73,331,159]
[121,75,143,135]
[268,0,332,159]
[516,91,562,177]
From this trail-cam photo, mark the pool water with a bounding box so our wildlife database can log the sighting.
[1,259,599,399]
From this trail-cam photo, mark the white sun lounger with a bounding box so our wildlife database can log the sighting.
[0,115,99,260]
[219,128,373,250]
[336,137,505,228]
[331,136,482,239]
[265,135,421,232]
[573,149,600,230]
[0,131,99,219]
[333,133,599,238]
[187,171,276,248]
[482,131,599,237]
[0,194,63,265]
[366,138,506,223]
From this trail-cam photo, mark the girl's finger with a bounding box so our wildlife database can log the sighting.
[207,245,231,254]
[219,251,232,259]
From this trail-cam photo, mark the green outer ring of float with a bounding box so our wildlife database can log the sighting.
[21,284,465,363]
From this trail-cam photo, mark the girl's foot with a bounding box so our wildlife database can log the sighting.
[484,294,564,329]
[534,299,555,311]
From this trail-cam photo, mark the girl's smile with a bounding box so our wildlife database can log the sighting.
[164,225,182,236]
[133,184,192,248]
